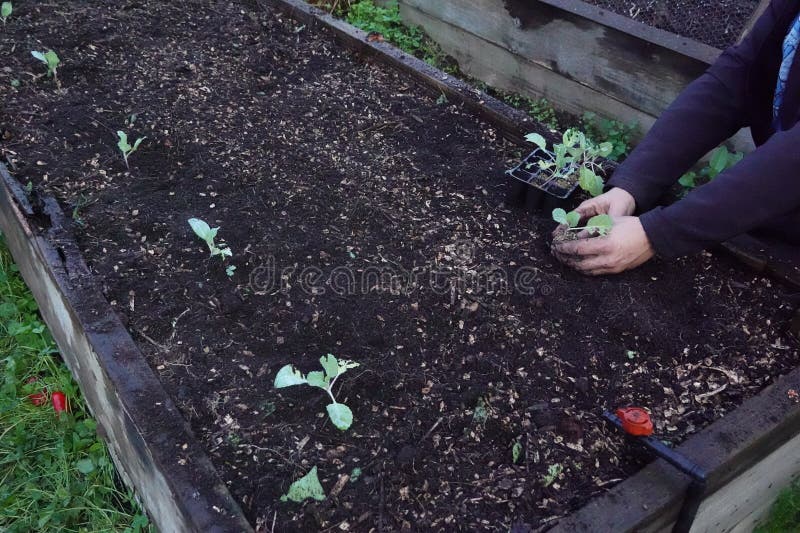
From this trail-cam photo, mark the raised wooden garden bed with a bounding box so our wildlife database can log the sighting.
[379,0,757,152]
[1,0,799,531]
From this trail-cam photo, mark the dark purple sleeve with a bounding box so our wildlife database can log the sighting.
[640,122,800,257]
[605,2,787,257]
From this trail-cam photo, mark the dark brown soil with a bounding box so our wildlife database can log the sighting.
[2,1,798,531]
[580,0,759,50]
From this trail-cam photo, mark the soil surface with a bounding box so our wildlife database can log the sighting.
[581,0,760,50]
[2,1,799,531]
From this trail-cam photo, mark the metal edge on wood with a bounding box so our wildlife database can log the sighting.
[0,164,253,533]
[537,0,722,64]
[265,0,553,147]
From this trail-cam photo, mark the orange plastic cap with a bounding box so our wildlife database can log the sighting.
[616,407,654,437]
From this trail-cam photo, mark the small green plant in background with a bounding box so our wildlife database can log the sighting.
[525,129,613,197]
[188,218,233,262]
[542,463,563,487]
[512,440,523,464]
[581,112,637,161]
[31,49,60,81]
[116,131,146,169]
[274,354,359,430]
[1,2,12,24]
[280,466,326,503]
[679,145,743,190]
[552,208,613,236]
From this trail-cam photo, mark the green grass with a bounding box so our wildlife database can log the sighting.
[0,237,150,532]
[756,479,800,532]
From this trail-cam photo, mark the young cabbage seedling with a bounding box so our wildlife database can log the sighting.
[116,131,146,169]
[188,218,233,260]
[31,50,60,82]
[552,208,613,236]
[524,129,612,197]
[274,354,360,431]
[1,2,12,24]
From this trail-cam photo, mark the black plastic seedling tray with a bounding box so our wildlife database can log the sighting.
[505,148,617,212]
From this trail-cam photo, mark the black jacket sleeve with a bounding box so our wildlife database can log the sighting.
[606,2,791,257]
[639,122,800,257]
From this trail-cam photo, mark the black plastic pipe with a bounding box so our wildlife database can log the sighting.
[603,411,707,533]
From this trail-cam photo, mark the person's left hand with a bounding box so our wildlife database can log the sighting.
[551,216,655,276]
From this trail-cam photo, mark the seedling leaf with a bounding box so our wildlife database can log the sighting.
[512,441,523,464]
[709,146,729,175]
[326,403,353,430]
[578,166,604,197]
[188,218,213,241]
[566,211,580,227]
[117,131,131,153]
[31,51,46,62]
[543,463,563,487]
[524,132,547,151]
[1,2,12,22]
[280,466,326,503]
[306,371,326,388]
[586,214,613,235]
[552,208,568,226]
[274,365,307,388]
[320,353,339,379]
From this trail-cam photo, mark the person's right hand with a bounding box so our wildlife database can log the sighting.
[573,187,637,219]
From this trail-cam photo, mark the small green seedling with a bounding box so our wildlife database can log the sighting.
[280,466,326,503]
[274,354,359,431]
[1,2,12,24]
[116,131,145,169]
[31,50,60,80]
[512,441,523,464]
[552,208,613,236]
[543,463,563,487]
[188,218,233,260]
[679,145,743,190]
[525,129,613,197]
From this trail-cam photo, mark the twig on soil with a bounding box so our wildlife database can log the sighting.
[417,416,443,446]
[134,327,168,352]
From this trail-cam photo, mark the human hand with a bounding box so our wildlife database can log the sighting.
[574,187,636,219]
[552,216,654,276]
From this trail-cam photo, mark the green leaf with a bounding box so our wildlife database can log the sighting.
[566,211,580,228]
[578,166,604,197]
[274,365,307,388]
[188,218,213,242]
[1,2,12,20]
[543,463,563,487]
[678,172,696,188]
[280,466,326,503]
[306,370,327,389]
[76,458,95,474]
[552,208,568,225]
[709,146,729,175]
[326,402,353,430]
[586,214,613,235]
[31,50,46,63]
[350,467,362,482]
[524,132,547,151]
[597,141,614,158]
[320,353,339,379]
[117,131,131,153]
[132,137,146,151]
[44,50,59,70]
[512,441,523,464]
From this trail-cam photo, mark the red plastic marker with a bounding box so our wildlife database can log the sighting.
[615,407,653,437]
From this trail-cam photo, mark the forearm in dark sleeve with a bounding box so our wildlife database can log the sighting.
[639,123,800,258]
[607,3,779,210]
